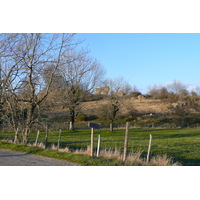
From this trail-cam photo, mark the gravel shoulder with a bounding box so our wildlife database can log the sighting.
[0,148,80,166]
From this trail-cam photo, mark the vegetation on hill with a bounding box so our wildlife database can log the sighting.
[0,34,200,135]
[1,34,200,166]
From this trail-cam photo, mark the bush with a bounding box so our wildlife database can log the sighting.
[86,115,98,121]
[76,113,87,121]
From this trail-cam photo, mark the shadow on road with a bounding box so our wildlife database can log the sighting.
[0,152,30,158]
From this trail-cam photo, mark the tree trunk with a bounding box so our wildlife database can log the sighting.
[69,121,74,131]
[35,130,40,146]
[22,128,29,144]
[23,106,34,144]
[14,127,19,144]
[69,109,75,130]
[45,125,48,149]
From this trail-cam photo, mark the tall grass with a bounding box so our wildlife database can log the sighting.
[150,155,179,166]
[73,145,180,166]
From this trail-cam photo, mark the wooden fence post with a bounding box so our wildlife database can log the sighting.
[35,130,40,146]
[110,123,113,132]
[91,128,94,157]
[45,125,48,149]
[97,134,101,157]
[123,122,130,162]
[57,129,62,151]
[88,122,101,157]
[146,134,152,163]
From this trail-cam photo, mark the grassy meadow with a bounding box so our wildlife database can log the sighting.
[1,127,200,166]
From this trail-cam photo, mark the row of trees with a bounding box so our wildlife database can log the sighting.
[0,33,108,142]
[148,81,200,101]
[0,33,137,140]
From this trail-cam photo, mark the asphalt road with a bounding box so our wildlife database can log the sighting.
[0,148,80,166]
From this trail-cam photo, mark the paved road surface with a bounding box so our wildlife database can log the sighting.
[0,148,80,166]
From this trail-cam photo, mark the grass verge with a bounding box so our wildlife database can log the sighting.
[0,140,179,166]
[0,141,130,166]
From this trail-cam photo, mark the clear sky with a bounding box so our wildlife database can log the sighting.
[75,33,200,94]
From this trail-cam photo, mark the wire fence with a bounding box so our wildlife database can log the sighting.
[1,124,200,165]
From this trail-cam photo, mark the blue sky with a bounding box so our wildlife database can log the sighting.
[75,33,200,93]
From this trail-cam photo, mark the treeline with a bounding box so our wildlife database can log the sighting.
[0,33,107,143]
[148,81,200,101]
[0,33,140,140]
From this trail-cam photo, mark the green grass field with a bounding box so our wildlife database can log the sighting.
[1,127,200,166]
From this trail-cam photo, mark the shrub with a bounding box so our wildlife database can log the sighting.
[129,91,142,97]
[76,113,87,121]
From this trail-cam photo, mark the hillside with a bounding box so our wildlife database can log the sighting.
[46,97,171,117]
[41,95,200,129]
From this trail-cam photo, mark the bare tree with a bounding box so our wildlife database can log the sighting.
[148,85,170,99]
[3,91,25,143]
[0,33,78,143]
[100,77,131,132]
[59,50,105,130]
